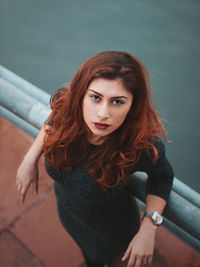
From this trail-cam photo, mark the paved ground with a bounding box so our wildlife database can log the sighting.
[0,118,199,267]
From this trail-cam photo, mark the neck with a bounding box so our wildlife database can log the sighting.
[88,134,107,145]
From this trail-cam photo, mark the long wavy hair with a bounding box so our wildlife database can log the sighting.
[43,51,166,190]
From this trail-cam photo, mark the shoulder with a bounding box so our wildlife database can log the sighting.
[145,137,166,160]
[136,137,167,169]
[151,137,166,156]
[136,137,174,178]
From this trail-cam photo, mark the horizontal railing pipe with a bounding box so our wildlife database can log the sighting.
[0,106,39,138]
[172,178,200,208]
[0,78,51,129]
[0,65,50,106]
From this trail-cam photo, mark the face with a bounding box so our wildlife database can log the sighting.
[82,78,133,145]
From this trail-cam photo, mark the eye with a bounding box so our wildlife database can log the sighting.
[112,99,124,105]
[90,95,101,102]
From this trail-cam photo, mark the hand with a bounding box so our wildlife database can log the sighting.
[122,220,156,267]
[16,157,39,203]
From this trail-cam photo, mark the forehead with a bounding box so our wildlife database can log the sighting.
[87,78,133,98]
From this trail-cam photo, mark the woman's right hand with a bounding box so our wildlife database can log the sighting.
[16,157,39,203]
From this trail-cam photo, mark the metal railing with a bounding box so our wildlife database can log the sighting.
[0,65,200,254]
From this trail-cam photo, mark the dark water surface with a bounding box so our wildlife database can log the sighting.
[1,0,200,192]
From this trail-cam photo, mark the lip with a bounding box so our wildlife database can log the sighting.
[93,122,110,130]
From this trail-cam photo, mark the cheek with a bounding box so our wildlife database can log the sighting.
[82,98,93,121]
[115,106,131,122]
[116,114,128,125]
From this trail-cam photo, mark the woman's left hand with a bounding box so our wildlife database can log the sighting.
[122,219,157,267]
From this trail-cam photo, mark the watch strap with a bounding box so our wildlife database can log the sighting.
[142,211,153,221]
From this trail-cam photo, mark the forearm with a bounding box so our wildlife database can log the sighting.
[24,125,48,164]
[145,194,167,213]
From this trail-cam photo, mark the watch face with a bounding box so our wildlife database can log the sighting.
[152,212,163,225]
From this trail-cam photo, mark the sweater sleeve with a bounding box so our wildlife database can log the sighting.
[137,138,174,202]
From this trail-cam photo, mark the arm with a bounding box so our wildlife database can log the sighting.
[122,194,166,267]
[16,125,48,203]
[122,139,174,266]
[16,87,67,202]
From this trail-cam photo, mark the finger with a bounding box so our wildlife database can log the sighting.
[122,241,133,261]
[16,179,23,196]
[127,255,136,267]
[20,182,31,203]
[122,247,131,261]
[147,255,153,266]
[134,256,142,267]
[34,178,39,195]
[21,194,25,203]
[141,258,148,266]
[17,183,22,193]
[20,187,26,203]
[18,181,27,194]
[16,176,21,188]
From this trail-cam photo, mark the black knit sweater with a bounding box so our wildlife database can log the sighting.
[44,138,174,264]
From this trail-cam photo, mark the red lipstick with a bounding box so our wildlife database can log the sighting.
[94,122,110,130]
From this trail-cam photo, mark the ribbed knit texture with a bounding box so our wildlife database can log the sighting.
[44,138,174,264]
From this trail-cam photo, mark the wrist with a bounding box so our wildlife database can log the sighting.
[24,152,40,165]
[141,216,157,231]
[143,210,164,226]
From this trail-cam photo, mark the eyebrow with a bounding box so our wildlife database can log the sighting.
[88,89,128,99]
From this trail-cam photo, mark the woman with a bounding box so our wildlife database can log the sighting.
[16,51,174,267]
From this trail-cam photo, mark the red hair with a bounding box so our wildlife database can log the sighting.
[43,51,166,190]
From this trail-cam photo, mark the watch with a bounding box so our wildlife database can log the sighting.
[143,211,163,226]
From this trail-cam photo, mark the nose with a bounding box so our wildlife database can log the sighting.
[97,102,110,120]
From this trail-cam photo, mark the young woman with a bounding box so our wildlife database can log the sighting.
[16,51,174,267]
